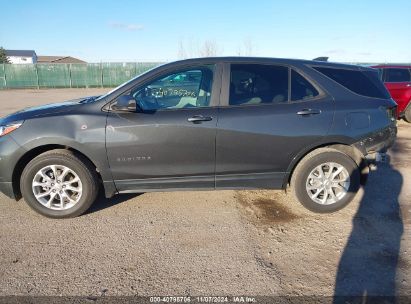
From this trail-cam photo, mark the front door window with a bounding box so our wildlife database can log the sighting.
[131,66,214,111]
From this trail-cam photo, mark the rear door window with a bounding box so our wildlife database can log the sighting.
[384,68,411,82]
[229,64,288,105]
[313,67,390,99]
[291,70,319,101]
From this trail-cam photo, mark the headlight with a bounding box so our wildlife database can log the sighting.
[0,122,23,137]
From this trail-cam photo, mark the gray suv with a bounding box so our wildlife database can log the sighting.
[0,57,397,218]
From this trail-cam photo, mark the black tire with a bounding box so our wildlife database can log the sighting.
[404,105,411,123]
[291,148,360,213]
[20,149,99,218]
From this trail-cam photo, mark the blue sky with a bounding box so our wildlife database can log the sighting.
[1,0,410,63]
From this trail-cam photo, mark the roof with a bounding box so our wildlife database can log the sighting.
[5,50,36,57]
[160,56,373,71]
[37,56,86,64]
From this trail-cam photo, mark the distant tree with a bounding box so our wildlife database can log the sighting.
[237,38,255,56]
[0,47,10,64]
[198,40,219,57]
[177,40,187,59]
[177,39,222,59]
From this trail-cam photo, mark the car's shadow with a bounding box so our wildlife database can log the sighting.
[334,151,404,302]
[86,191,142,214]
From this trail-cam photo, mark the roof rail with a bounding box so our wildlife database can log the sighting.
[313,57,329,62]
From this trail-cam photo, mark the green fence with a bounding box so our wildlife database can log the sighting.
[4,64,38,88]
[0,64,5,89]
[0,62,161,89]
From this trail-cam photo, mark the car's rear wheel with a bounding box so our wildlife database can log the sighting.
[291,148,360,213]
[404,104,411,123]
[20,149,99,218]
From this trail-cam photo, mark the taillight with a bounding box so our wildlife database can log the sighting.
[386,106,397,121]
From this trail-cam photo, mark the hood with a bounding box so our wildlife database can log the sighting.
[0,96,98,125]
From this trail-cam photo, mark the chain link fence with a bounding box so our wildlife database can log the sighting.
[2,62,409,90]
[0,62,162,89]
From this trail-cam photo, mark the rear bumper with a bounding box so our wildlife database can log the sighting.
[353,124,397,156]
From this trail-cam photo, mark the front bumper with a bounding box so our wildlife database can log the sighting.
[0,135,26,199]
[353,124,397,156]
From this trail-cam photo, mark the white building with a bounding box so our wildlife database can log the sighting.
[5,50,37,64]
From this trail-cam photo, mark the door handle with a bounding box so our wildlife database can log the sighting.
[296,109,321,116]
[187,115,213,123]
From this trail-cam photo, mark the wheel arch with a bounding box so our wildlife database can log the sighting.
[12,144,104,200]
[284,142,368,188]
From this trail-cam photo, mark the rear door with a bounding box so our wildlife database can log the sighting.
[215,63,334,189]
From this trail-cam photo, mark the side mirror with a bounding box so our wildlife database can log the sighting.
[113,95,136,112]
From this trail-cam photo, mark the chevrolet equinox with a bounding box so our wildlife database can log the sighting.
[0,57,397,218]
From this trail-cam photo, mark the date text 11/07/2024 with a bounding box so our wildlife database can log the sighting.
[149,296,256,303]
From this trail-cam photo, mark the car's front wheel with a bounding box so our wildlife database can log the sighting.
[20,149,99,218]
[291,148,360,213]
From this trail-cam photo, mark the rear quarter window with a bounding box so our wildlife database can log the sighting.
[313,66,390,99]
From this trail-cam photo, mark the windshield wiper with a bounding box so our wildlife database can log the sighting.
[80,96,99,104]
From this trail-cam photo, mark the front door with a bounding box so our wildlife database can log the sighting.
[106,65,219,192]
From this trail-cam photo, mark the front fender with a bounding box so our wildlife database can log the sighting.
[9,112,117,198]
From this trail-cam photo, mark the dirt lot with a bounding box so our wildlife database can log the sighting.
[0,89,410,297]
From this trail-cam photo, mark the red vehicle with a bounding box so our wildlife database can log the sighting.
[372,65,411,122]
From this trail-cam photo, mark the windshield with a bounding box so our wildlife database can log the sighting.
[94,64,163,101]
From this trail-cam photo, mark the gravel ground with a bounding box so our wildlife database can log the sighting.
[0,89,409,297]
